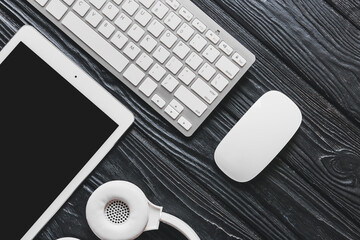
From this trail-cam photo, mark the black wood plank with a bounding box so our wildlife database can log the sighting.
[0,0,359,240]
[325,0,360,29]
[210,0,360,127]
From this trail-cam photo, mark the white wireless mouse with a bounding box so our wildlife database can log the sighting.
[214,91,302,182]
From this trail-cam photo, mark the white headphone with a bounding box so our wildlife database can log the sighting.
[58,181,200,240]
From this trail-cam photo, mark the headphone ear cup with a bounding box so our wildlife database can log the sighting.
[86,181,150,240]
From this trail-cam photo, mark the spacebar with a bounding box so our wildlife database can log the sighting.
[62,12,129,73]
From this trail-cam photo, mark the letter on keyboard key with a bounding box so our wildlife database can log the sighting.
[140,34,157,52]
[215,56,239,79]
[152,1,169,19]
[89,0,106,9]
[139,0,155,9]
[175,86,207,117]
[62,12,129,73]
[122,0,140,16]
[173,41,190,59]
[177,23,194,41]
[164,12,182,30]
[73,0,90,17]
[178,67,195,85]
[186,52,203,70]
[148,19,165,37]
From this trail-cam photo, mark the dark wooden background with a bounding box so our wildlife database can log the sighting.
[1,0,360,239]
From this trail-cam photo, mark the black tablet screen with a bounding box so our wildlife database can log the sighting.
[0,42,118,239]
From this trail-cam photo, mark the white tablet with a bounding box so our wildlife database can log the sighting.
[0,26,134,239]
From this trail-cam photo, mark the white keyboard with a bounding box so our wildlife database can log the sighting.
[28,0,255,136]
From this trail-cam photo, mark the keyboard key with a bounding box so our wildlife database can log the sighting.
[98,20,115,38]
[162,75,179,92]
[114,13,132,31]
[164,12,182,30]
[203,45,220,63]
[149,63,166,81]
[219,41,233,55]
[166,0,180,10]
[178,67,195,85]
[148,19,165,37]
[186,52,203,70]
[86,9,103,27]
[232,52,247,67]
[46,0,67,20]
[127,24,145,42]
[62,12,129,72]
[139,77,157,96]
[166,56,183,75]
[136,52,153,71]
[139,0,155,8]
[73,0,90,16]
[140,34,157,52]
[173,41,190,59]
[123,64,145,86]
[152,1,169,19]
[192,19,206,33]
[123,42,141,59]
[102,2,119,20]
[211,74,229,92]
[191,78,218,104]
[160,30,177,48]
[122,0,139,15]
[151,94,166,108]
[190,34,207,52]
[178,116,192,130]
[113,0,124,4]
[170,99,184,113]
[177,23,194,41]
[110,31,128,49]
[175,86,207,116]
[205,30,220,44]
[36,0,48,6]
[63,0,75,6]
[135,8,152,26]
[179,7,193,21]
[153,46,170,63]
[199,63,216,81]
[215,56,239,79]
[89,0,106,9]
[165,105,179,119]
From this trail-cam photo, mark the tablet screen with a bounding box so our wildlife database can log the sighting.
[0,42,118,239]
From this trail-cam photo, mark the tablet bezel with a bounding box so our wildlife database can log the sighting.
[0,26,134,240]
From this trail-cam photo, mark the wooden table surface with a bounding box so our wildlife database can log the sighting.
[1,0,360,239]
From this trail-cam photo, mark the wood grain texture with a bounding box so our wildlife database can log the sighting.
[211,0,360,126]
[325,0,360,28]
[0,0,359,239]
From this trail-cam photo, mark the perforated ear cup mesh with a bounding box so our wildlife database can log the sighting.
[105,200,130,224]
[86,181,151,240]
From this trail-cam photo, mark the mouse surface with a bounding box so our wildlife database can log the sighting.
[214,91,302,182]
